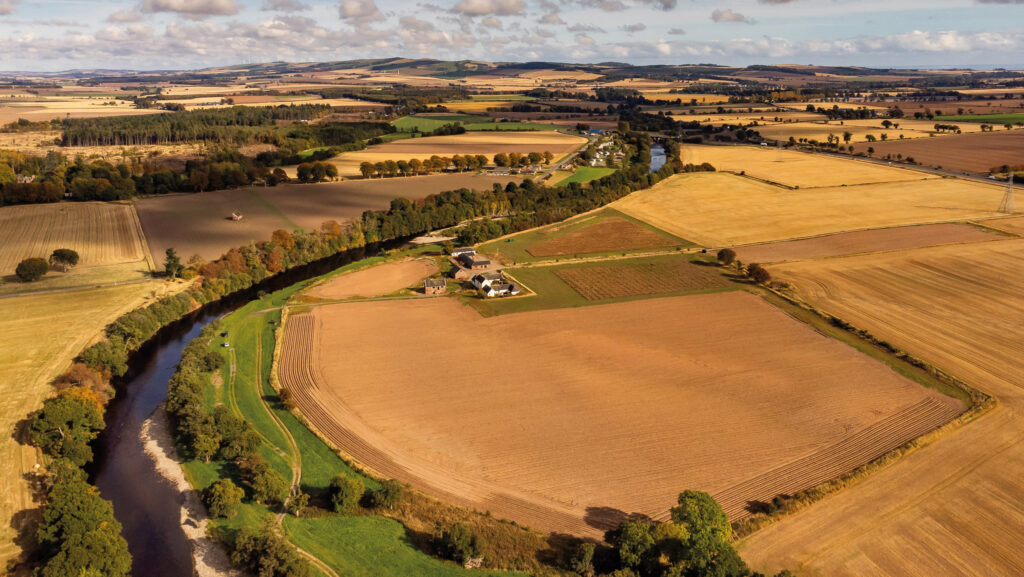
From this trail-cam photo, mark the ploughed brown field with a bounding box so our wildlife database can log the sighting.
[554,259,729,300]
[306,258,438,299]
[743,239,1024,577]
[527,217,680,257]
[136,173,519,262]
[279,292,961,537]
[734,223,999,263]
[868,130,1024,173]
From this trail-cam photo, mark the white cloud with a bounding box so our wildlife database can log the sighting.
[339,0,384,23]
[107,9,144,23]
[539,12,564,24]
[0,0,19,16]
[262,0,311,11]
[621,23,645,33]
[139,0,241,19]
[668,27,685,35]
[481,15,502,28]
[452,0,525,16]
[575,32,594,45]
[711,8,754,23]
[567,22,604,33]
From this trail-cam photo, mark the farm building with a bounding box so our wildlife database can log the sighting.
[424,278,446,295]
[459,252,491,269]
[450,266,473,280]
[472,272,504,290]
[451,247,476,258]
[483,283,521,297]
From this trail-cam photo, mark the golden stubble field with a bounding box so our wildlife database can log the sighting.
[279,291,960,537]
[0,202,151,278]
[324,131,586,177]
[305,258,438,299]
[612,172,1006,246]
[679,144,935,188]
[742,239,1024,577]
[0,281,183,566]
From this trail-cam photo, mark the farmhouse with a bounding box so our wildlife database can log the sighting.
[472,272,504,290]
[483,283,521,297]
[460,252,491,269]
[424,278,446,295]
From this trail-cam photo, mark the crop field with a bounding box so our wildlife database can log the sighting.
[735,223,1000,263]
[445,100,533,113]
[743,239,1024,577]
[981,215,1024,235]
[526,216,682,258]
[0,201,150,277]
[0,96,162,123]
[479,209,689,264]
[306,258,438,299]
[612,172,1006,246]
[752,121,984,144]
[326,131,585,177]
[137,173,520,261]
[678,144,935,188]
[0,280,179,566]
[391,114,491,131]
[868,130,1024,173]
[279,291,960,537]
[936,113,1024,124]
[555,258,730,300]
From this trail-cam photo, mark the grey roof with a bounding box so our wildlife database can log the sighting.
[424,278,446,288]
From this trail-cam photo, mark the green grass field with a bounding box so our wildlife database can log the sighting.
[551,167,616,186]
[392,115,491,132]
[468,253,737,317]
[477,208,693,265]
[180,248,523,577]
[934,113,1024,124]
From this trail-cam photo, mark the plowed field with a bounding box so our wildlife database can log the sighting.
[743,239,1024,577]
[280,292,961,537]
[0,201,148,275]
[613,172,1006,246]
[526,217,681,257]
[868,130,1024,173]
[735,223,999,263]
[554,258,728,300]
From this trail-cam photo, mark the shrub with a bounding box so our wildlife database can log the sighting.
[329,474,364,513]
[439,523,484,565]
[747,263,771,284]
[16,257,49,281]
[367,479,404,510]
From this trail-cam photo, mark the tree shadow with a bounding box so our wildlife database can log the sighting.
[583,506,653,533]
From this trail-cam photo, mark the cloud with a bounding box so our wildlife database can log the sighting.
[667,27,685,35]
[567,22,604,33]
[638,0,675,9]
[107,9,144,22]
[758,0,798,3]
[575,32,594,45]
[0,0,19,15]
[339,0,384,22]
[573,0,674,11]
[975,0,1024,3]
[481,15,502,28]
[621,23,645,33]
[262,0,310,11]
[539,12,564,24]
[711,8,754,23]
[139,0,240,19]
[452,0,525,16]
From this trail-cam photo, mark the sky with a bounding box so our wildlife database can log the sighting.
[0,0,1023,71]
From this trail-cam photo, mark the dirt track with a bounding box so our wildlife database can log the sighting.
[279,293,960,537]
[742,239,1024,576]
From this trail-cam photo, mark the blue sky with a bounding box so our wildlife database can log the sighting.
[1,0,1022,71]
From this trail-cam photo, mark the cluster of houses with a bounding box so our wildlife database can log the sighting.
[590,140,625,167]
[447,248,521,298]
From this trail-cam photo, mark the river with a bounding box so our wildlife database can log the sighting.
[90,242,392,577]
[650,144,666,172]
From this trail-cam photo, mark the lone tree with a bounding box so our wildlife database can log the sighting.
[49,249,80,272]
[747,263,771,284]
[329,474,364,513]
[368,479,404,510]
[164,248,183,278]
[203,478,244,519]
[716,248,736,266]
[16,257,49,282]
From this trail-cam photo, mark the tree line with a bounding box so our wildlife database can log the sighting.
[357,150,554,178]
[59,104,334,146]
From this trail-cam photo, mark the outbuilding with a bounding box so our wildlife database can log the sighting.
[424,278,447,295]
